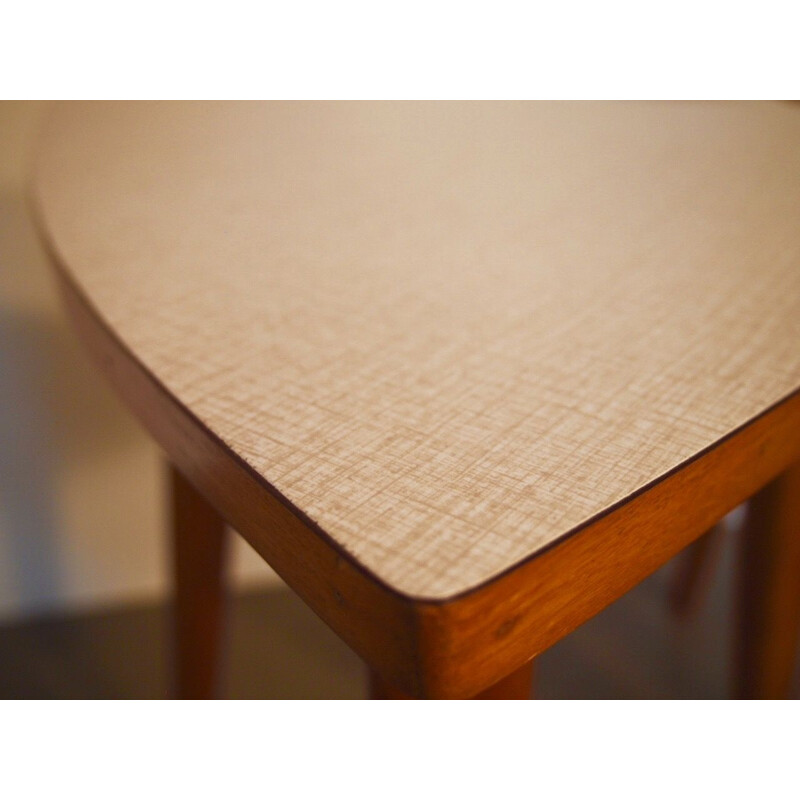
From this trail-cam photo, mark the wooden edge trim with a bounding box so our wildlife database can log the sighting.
[417,390,800,697]
[36,201,800,698]
[48,258,425,694]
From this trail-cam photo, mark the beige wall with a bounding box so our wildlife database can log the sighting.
[0,101,279,621]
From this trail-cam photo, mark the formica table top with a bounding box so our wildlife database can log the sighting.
[33,101,800,599]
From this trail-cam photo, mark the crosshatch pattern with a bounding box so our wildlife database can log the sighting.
[34,102,800,598]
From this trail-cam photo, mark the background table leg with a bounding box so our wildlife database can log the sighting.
[369,660,534,699]
[169,463,229,699]
[668,522,725,618]
[735,461,800,699]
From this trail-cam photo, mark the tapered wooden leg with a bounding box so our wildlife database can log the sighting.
[369,661,534,699]
[669,522,725,617]
[734,462,800,699]
[170,463,229,699]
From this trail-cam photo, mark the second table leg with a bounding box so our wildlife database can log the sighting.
[170,463,229,699]
[734,461,800,699]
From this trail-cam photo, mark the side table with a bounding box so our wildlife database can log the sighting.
[33,101,800,698]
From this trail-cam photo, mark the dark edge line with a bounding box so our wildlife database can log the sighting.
[464,383,800,599]
[29,179,800,609]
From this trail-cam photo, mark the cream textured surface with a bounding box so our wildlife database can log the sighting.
[34,102,800,599]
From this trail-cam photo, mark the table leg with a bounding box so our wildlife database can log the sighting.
[668,522,724,617]
[369,661,534,699]
[169,463,229,699]
[734,461,800,699]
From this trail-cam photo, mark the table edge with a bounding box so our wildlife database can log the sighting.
[32,193,800,697]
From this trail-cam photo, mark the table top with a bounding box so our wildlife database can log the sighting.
[33,101,800,601]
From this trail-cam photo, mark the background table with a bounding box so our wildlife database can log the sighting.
[33,101,800,698]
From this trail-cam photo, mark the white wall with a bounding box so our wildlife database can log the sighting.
[0,101,280,621]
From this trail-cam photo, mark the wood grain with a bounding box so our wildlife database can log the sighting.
[413,398,800,698]
[33,101,800,600]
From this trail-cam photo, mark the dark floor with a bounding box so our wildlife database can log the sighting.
[1,522,798,699]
